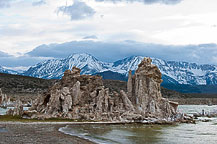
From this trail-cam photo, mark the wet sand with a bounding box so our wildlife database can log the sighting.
[0,122,95,144]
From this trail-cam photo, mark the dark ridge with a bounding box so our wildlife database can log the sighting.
[0,73,57,102]
[94,71,128,81]
[161,83,217,94]
[0,72,216,103]
[94,71,217,94]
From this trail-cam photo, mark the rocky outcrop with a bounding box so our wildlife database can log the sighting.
[22,58,179,122]
[0,88,11,107]
[128,58,178,118]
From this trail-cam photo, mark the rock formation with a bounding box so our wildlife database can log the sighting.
[7,99,23,116]
[22,58,178,122]
[0,88,11,107]
[127,58,178,118]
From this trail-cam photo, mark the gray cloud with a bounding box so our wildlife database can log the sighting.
[0,55,52,67]
[0,0,46,8]
[0,0,12,8]
[57,1,96,20]
[83,35,98,39]
[1,41,216,67]
[32,0,46,6]
[26,40,217,65]
[0,51,11,57]
[95,0,182,4]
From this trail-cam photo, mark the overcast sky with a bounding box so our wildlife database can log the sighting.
[0,0,217,67]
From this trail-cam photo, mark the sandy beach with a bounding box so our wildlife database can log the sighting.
[0,122,95,144]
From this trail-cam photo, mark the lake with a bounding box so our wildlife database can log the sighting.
[1,105,217,144]
[0,107,29,115]
[59,105,217,144]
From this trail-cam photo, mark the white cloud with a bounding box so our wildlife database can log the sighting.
[0,0,217,66]
[32,0,46,6]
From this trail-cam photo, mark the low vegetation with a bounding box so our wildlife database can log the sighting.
[0,115,95,122]
[0,72,216,104]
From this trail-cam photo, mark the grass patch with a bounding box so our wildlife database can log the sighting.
[0,115,96,123]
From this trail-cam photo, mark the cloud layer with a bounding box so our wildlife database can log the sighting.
[0,40,217,67]
[27,41,217,65]
[0,54,53,67]
[0,51,11,57]
[57,1,96,20]
[0,0,12,8]
[83,35,98,39]
[32,0,46,6]
[1,0,217,69]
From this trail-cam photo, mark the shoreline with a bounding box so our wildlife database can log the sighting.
[169,98,217,105]
[0,121,176,144]
[0,121,139,125]
[0,115,211,144]
[0,122,95,144]
[0,120,182,144]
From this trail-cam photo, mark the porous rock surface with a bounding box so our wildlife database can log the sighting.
[6,99,23,116]
[0,88,11,107]
[1,88,24,116]
[25,58,178,122]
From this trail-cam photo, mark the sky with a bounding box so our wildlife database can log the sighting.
[0,0,217,68]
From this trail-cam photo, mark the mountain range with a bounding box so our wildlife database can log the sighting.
[20,53,217,85]
[0,66,7,74]
[0,66,19,75]
[1,53,217,88]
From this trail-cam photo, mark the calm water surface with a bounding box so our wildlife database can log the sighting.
[0,107,8,115]
[0,107,29,115]
[1,106,217,143]
[59,105,217,144]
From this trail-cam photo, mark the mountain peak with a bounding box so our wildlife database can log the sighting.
[67,53,94,58]
[66,53,99,62]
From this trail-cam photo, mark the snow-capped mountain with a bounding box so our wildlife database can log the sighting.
[0,66,8,73]
[23,53,111,79]
[23,53,217,85]
[110,56,217,85]
[0,66,19,74]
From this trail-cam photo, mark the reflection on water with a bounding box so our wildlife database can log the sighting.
[60,105,217,144]
[60,120,217,144]
[60,124,166,144]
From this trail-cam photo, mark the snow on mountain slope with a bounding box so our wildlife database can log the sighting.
[23,54,217,85]
[23,53,111,79]
[2,66,28,74]
[0,66,8,73]
[0,66,20,74]
[111,56,217,85]
[111,56,144,74]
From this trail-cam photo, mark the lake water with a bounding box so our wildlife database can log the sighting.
[59,105,217,144]
[1,105,217,144]
[0,107,29,115]
[0,107,8,115]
